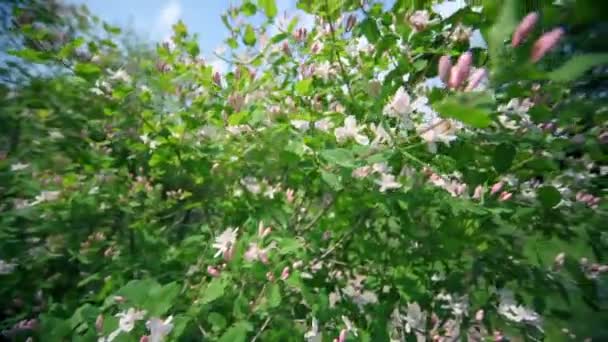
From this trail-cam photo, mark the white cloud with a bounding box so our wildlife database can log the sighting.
[156,0,182,39]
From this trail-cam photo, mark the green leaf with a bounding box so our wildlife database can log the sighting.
[208,312,228,331]
[200,278,226,304]
[267,283,282,308]
[488,0,518,64]
[241,2,257,16]
[547,54,608,82]
[432,93,494,128]
[359,18,381,43]
[218,322,253,342]
[295,78,312,96]
[258,0,278,18]
[243,25,257,46]
[74,63,101,79]
[321,170,342,190]
[538,186,561,209]
[492,143,516,173]
[148,282,180,316]
[320,148,356,168]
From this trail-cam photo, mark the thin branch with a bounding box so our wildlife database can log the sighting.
[251,316,272,342]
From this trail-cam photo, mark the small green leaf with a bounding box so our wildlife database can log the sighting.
[267,283,281,308]
[432,93,494,128]
[488,0,518,65]
[321,170,342,190]
[200,278,226,304]
[243,25,257,46]
[218,321,253,342]
[208,312,227,331]
[547,54,608,82]
[74,63,101,79]
[320,148,356,168]
[258,0,278,18]
[492,143,516,173]
[359,18,381,43]
[538,186,561,209]
[241,2,257,16]
[295,78,312,95]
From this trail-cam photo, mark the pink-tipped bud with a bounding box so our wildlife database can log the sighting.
[259,251,269,264]
[498,191,512,201]
[266,271,275,282]
[449,52,472,89]
[531,27,564,63]
[512,12,539,47]
[280,266,290,280]
[490,181,504,195]
[140,336,149,342]
[338,329,348,342]
[473,185,484,199]
[213,71,222,87]
[438,55,452,84]
[294,27,307,42]
[285,188,295,203]
[282,41,291,55]
[207,266,221,277]
[465,68,487,92]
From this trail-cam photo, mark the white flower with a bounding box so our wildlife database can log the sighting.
[109,69,132,83]
[315,61,332,80]
[341,316,358,336]
[226,125,252,136]
[30,190,61,206]
[146,316,174,342]
[10,162,29,172]
[352,165,372,179]
[384,87,412,118]
[212,227,238,258]
[370,123,392,146]
[314,118,334,132]
[405,302,426,333]
[304,317,322,342]
[291,120,310,132]
[0,259,17,275]
[241,177,261,194]
[263,183,280,199]
[116,308,146,333]
[498,98,534,115]
[372,162,390,174]
[409,10,430,31]
[437,293,469,317]
[49,130,64,140]
[334,116,369,145]
[419,119,459,153]
[375,173,402,192]
[497,289,542,327]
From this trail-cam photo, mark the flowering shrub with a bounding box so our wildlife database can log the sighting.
[1,0,608,340]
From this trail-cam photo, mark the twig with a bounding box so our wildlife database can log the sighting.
[251,316,272,342]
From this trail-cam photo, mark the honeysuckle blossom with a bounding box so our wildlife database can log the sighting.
[291,120,310,132]
[304,317,322,342]
[226,125,252,135]
[375,173,402,192]
[244,243,269,263]
[10,162,29,171]
[341,316,358,337]
[116,308,147,333]
[383,87,412,118]
[409,10,431,31]
[473,185,484,199]
[490,181,504,195]
[419,119,459,153]
[109,69,131,83]
[370,123,392,146]
[352,165,372,179]
[314,117,334,132]
[49,130,64,140]
[437,293,469,317]
[404,302,426,334]
[146,316,173,342]
[30,190,61,206]
[334,116,369,145]
[451,24,473,42]
[372,162,390,174]
[212,227,238,258]
[497,289,541,328]
[0,259,17,274]
[240,176,261,194]
[206,266,220,277]
[314,61,333,80]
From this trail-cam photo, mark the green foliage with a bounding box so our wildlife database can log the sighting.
[1,0,607,341]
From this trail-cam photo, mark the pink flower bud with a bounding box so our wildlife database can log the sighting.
[498,191,512,201]
[140,336,149,342]
[465,68,487,92]
[113,296,125,303]
[259,251,269,264]
[282,41,291,55]
[512,12,539,47]
[338,329,348,342]
[472,185,484,199]
[449,52,472,89]
[438,55,452,84]
[207,266,221,277]
[285,188,295,203]
[531,28,564,63]
[280,266,290,280]
[213,71,222,87]
[266,271,275,282]
[490,181,504,195]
